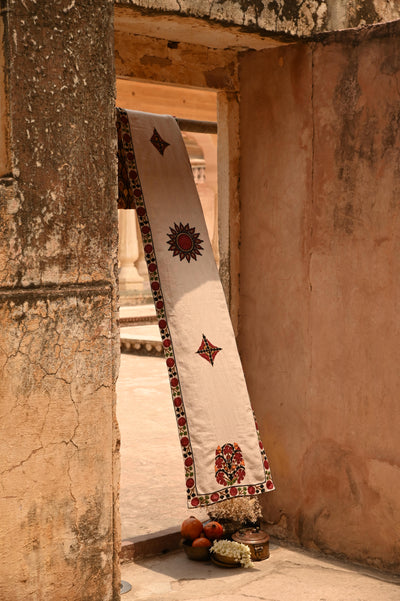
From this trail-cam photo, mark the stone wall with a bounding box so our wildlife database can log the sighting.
[0,2,119,600]
[115,0,400,38]
[239,23,400,572]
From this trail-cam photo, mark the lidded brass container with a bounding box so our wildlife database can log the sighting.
[231,527,270,561]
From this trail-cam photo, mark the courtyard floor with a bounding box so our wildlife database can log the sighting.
[121,541,400,601]
[117,350,207,541]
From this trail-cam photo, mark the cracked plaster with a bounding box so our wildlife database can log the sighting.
[0,292,117,600]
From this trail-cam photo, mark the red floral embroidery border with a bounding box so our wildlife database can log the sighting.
[116,108,274,506]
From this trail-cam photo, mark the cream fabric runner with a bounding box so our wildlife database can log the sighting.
[117,108,274,508]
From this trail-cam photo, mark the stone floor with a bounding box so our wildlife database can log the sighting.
[117,351,207,540]
[120,542,400,601]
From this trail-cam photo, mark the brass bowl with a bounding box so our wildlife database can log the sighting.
[181,540,210,561]
[212,551,240,566]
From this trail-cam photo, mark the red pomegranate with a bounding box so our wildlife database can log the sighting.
[180,516,203,541]
[192,536,211,548]
[203,521,224,541]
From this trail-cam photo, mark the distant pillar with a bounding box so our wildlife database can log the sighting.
[134,213,149,280]
[118,209,143,290]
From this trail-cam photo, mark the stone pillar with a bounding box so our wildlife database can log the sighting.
[0,3,120,600]
[118,209,143,290]
[217,91,240,335]
[186,133,219,265]
[134,211,149,280]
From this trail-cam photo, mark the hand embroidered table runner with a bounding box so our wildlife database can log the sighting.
[117,107,274,508]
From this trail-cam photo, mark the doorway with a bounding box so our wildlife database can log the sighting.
[116,79,218,540]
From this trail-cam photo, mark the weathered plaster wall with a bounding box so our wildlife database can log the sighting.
[115,0,400,38]
[239,26,400,572]
[115,29,239,90]
[0,2,119,600]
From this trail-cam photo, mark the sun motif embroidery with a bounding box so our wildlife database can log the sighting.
[150,128,170,155]
[215,443,246,486]
[167,222,204,262]
[196,334,222,366]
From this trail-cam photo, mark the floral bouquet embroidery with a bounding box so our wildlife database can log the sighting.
[215,443,246,486]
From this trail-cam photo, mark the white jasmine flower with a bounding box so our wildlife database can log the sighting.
[210,539,253,568]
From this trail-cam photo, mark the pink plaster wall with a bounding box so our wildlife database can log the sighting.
[239,30,400,571]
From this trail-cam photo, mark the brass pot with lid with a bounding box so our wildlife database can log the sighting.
[231,527,270,561]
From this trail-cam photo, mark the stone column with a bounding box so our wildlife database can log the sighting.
[0,5,120,600]
[118,209,143,290]
[134,212,149,279]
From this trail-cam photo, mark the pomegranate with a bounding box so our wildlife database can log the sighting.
[180,516,203,541]
[192,536,211,548]
[203,521,224,541]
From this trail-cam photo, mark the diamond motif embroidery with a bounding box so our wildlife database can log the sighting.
[150,128,170,155]
[196,334,222,366]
